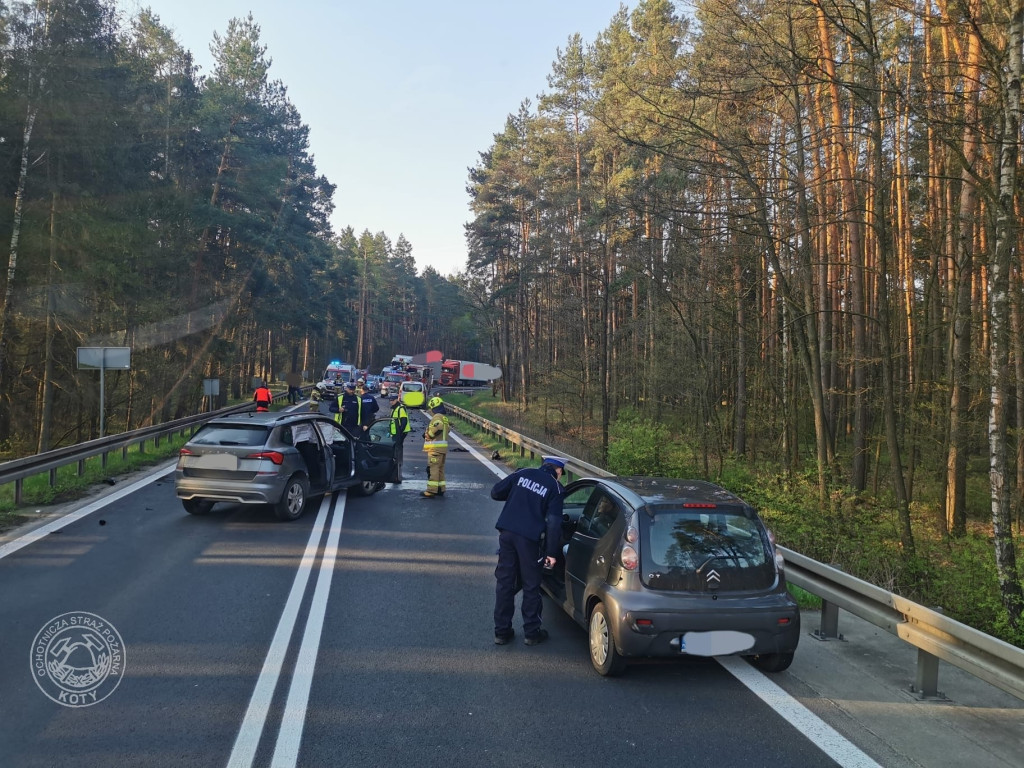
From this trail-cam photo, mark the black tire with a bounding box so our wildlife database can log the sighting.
[350,479,379,497]
[589,602,626,676]
[274,476,309,521]
[182,499,214,516]
[749,651,794,673]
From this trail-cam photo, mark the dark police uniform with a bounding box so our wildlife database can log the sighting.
[491,464,564,642]
[358,391,379,430]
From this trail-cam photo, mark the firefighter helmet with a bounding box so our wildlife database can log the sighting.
[427,396,443,410]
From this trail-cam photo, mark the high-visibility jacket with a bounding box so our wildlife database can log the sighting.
[253,386,272,411]
[389,403,411,436]
[422,412,449,455]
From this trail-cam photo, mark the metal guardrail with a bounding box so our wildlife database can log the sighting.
[446,402,1024,702]
[0,386,298,505]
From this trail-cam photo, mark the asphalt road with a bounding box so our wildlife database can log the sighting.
[0,405,1018,768]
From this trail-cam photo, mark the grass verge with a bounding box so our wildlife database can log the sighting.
[0,432,191,534]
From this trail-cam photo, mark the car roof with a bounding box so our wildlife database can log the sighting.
[587,476,752,511]
[205,411,331,428]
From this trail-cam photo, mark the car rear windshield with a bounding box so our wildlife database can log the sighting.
[640,507,775,591]
[191,424,269,447]
[403,383,423,392]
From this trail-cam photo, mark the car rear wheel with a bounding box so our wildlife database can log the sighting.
[589,602,626,677]
[749,651,794,673]
[182,499,213,515]
[274,476,309,521]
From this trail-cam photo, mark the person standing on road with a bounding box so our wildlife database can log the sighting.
[491,456,566,646]
[388,393,411,483]
[253,380,273,412]
[359,386,379,432]
[337,382,360,431]
[421,396,449,498]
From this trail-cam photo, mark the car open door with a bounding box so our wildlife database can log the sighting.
[352,419,398,482]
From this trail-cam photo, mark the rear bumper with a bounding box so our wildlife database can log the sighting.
[600,587,800,659]
[174,474,284,505]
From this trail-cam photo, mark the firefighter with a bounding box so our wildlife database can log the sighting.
[421,396,449,497]
[253,380,272,412]
[309,382,326,412]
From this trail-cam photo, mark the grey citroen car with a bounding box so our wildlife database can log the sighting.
[541,477,799,676]
[175,411,397,520]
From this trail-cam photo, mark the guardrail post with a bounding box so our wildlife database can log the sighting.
[15,478,23,505]
[912,648,942,699]
[813,599,843,641]
[49,468,57,487]
[78,459,85,476]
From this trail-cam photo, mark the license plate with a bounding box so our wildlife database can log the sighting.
[679,630,755,656]
[197,453,238,470]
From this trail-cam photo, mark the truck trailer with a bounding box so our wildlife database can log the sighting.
[438,360,502,387]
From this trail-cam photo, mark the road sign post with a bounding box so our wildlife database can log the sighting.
[77,347,131,438]
[203,378,220,413]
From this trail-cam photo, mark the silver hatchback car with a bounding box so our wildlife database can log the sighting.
[175,411,397,520]
[541,477,799,676]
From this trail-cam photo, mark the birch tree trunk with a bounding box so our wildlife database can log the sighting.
[988,0,1024,627]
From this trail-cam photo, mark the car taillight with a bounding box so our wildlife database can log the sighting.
[179,447,195,456]
[625,525,638,544]
[247,451,284,465]
[621,544,638,570]
[775,552,786,571]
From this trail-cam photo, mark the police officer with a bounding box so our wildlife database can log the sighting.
[358,384,379,432]
[388,393,411,483]
[422,396,449,497]
[337,382,360,431]
[490,456,565,646]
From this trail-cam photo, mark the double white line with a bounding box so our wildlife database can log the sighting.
[227,492,346,768]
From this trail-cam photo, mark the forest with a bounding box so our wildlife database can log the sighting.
[2,0,1023,641]
[463,0,1024,638]
[0,0,487,456]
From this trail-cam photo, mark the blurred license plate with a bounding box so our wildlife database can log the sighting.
[198,453,237,470]
[679,630,755,656]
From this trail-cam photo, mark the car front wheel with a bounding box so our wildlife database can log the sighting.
[749,651,794,673]
[589,602,626,676]
[275,476,309,521]
[350,479,381,497]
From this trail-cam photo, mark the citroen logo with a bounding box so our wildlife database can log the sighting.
[706,569,721,586]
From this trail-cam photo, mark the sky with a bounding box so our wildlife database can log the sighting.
[122,0,631,276]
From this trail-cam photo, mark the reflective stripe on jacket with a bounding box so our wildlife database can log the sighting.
[422,413,449,454]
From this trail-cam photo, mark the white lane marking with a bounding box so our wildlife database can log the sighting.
[226,494,333,768]
[716,656,882,768]
[0,463,176,561]
[447,428,508,479]
[270,494,347,767]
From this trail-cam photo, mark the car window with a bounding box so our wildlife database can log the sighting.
[562,484,598,519]
[588,494,620,538]
[574,488,618,538]
[191,424,268,447]
[645,510,768,571]
[316,421,347,444]
[365,420,394,444]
